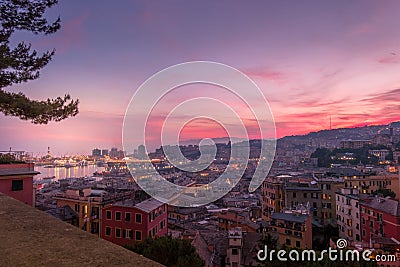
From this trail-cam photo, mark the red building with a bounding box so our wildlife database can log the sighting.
[0,163,39,206]
[101,198,168,246]
[360,197,400,247]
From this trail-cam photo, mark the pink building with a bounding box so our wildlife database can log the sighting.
[360,197,400,247]
[101,198,168,246]
[0,163,39,206]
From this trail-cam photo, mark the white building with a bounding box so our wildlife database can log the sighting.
[336,188,362,247]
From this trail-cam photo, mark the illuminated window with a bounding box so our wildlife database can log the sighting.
[348,230,353,237]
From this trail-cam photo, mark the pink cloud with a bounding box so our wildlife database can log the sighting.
[377,54,399,64]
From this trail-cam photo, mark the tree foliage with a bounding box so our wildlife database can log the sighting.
[311,146,383,167]
[374,188,396,198]
[125,236,205,267]
[0,0,79,123]
[0,153,23,164]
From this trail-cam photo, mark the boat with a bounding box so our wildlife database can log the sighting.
[43,164,55,168]
[65,159,77,168]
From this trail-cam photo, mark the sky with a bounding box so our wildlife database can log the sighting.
[2,0,400,155]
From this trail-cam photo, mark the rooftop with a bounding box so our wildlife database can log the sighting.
[0,163,39,177]
[46,205,78,221]
[271,212,310,223]
[0,193,163,266]
[115,198,164,213]
[361,197,400,217]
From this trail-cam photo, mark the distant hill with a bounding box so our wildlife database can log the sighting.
[281,121,400,143]
[177,121,400,147]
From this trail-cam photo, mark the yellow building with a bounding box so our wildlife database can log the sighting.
[55,188,134,236]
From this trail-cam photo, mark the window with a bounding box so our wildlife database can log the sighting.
[11,180,23,191]
[115,228,121,238]
[296,241,300,248]
[326,184,331,190]
[303,193,307,198]
[135,230,142,241]
[232,248,238,255]
[293,192,297,198]
[126,229,133,239]
[74,204,80,213]
[106,210,112,220]
[286,239,291,246]
[125,212,131,222]
[136,213,142,224]
[115,211,121,221]
[105,227,111,236]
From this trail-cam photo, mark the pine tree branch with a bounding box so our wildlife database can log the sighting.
[0,0,79,123]
[0,89,79,124]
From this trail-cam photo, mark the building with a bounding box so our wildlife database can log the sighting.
[0,163,39,206]
[269,208,312,249]
[227,228,242,267]
[101,198,168,246]
[335,188,362,247]
[339,140,371,149]
[368,149,390,162]
[262,174,342,226]
[46,205,79,227]
[326,168,399,200]
[168,206,205,222]
[313,174,344,226]
[101,149,109,157]
[360,196,400,248]
[109,148,118,159]
[55,188,134,236]
[215,208,261,233]
[261,177,285,221]
[137,145,146,160]
[393,151,400,163]
[285,181,322,222]
[344,174,399,198]
[92,148,101,157]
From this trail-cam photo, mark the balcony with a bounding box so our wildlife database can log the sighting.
[0,193,163,266]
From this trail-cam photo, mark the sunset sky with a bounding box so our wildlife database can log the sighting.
[2,0,400,155]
